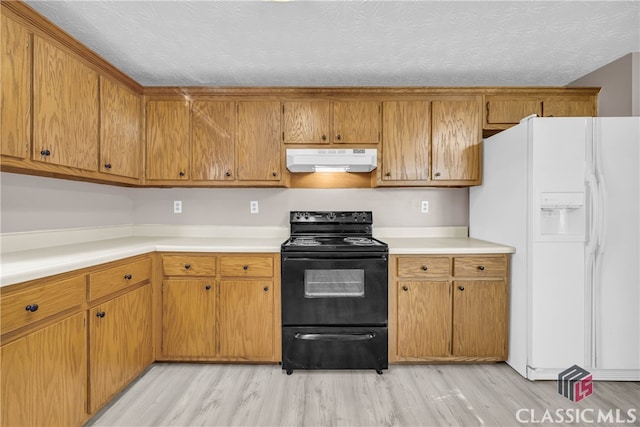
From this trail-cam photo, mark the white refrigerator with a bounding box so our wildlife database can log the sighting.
[470,116,640,380]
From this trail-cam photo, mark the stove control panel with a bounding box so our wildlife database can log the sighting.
[290,211,372,223]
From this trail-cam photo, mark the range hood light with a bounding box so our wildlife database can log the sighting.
[314,165,350,173]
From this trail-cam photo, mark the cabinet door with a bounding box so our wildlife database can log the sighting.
[145,100,190,180]
[431,99,481,182]
[1,15,30,159]
[1,312,86,427]
[89,285,152,413]
[333,101,380,144]
[191,101,235,181]
[452,280,507,357]
[543,99,596,117]
[485,97,542,124]
[236,101,281,181]
[218,280,273,359]
[100,77,141,178]
[33,36,99,171]
[162,279,216,357]
[381,101,430,181]
[283,101,331,144]
[397,281,451,357]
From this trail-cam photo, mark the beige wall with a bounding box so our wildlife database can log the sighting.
[0,172,134,233]
[0,172,469,233]
[569,52,639,116]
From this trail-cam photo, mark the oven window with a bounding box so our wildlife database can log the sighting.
[304,269,365,298]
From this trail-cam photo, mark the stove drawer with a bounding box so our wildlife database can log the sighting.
[282,326,388,372]
[397,256,451,278]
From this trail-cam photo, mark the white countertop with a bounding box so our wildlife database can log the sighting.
[385,237,515,255]
[0,226,514,287]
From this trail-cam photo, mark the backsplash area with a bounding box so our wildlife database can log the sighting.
[1,173,469,233]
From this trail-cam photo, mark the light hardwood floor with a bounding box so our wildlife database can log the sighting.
[86,363,639,427]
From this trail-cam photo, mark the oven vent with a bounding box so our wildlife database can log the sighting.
[286,149,377,173]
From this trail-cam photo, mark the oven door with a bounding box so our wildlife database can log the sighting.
[281,253,388,326]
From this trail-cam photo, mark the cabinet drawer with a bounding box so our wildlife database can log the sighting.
[397,257,450,278]
[1,276,85,335]
[162,255,216,276]
[453,256,506,277]
[220,256,273,277]
[89,257,152,301]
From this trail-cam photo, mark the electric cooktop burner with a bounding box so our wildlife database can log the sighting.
[343,237,375,246]
[289,237,322,247]
[282,211,388,253]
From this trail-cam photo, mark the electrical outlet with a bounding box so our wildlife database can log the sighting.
[173,200,182,214]
[421,200,429,213]
[250,200,259,214]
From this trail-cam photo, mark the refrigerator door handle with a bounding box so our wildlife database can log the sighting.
[584,173,598,368]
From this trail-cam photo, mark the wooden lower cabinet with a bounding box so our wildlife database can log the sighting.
[89,284,153,413]
[162,279,216,357]
[218,280,274,359]
[452,280,507,357]
[159,253,279,362]
[1,312,86,427]
[397,281,451,357]
[392,254,509,362]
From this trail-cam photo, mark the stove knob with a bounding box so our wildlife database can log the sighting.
[327,212,336,221]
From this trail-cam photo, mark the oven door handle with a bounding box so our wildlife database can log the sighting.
[282,256,387,262]
[294,332,376,342]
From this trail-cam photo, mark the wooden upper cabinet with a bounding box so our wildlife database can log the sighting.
[485,94,597,129]
[100,77,141,179]
[381,101,431,182]
[191,101,235,181]
[485,97,542,124]
[1,15,31,159]
[431,99,481,183]
[33,36,99,171]
[283,101,331,144]
[236,101,281,181]
[145,100,190,180]
[543,98,596,117]
[333,101,381,144]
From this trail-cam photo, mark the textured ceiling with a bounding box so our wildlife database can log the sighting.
[24,0,640,87]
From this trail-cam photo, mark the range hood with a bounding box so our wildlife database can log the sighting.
[286,148,377,173]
